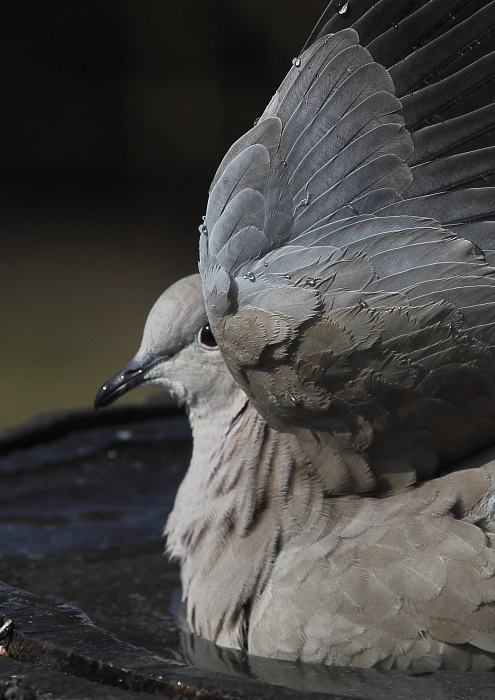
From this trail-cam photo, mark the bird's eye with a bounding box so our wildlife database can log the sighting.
[198,324,218,349]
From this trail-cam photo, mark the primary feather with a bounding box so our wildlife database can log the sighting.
[96,1,495,670]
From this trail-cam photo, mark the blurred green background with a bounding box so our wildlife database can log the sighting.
[0,0,328,428]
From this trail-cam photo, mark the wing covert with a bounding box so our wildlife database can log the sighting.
[199,13,495,495]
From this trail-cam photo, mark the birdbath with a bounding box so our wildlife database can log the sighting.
[1,403,495,700]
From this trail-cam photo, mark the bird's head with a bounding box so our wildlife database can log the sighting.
[94,274,235,412]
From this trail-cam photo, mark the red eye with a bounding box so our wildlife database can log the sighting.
[198,324,217,348]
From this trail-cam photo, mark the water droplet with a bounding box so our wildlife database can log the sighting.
[263,261,268,267]
[253,117,260,126]
[284,392,297,405]
[268,394,277,405]
[292,57,302,68]
[284,274,291,280]
[198,223,207,235]
[358,298,369,309]
[244,271,256,282]
[305,277,316,287]
[336,0,349,15]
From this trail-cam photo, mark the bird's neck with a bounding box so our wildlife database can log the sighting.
[165,388,329,649]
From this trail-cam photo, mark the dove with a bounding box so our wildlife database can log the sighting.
[95,0,495,670]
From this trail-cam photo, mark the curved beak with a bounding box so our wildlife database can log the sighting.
[94,353,164,410]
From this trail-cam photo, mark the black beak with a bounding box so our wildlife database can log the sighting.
[94,354,164,410]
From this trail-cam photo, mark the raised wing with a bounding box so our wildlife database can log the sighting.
[199,2,495,495]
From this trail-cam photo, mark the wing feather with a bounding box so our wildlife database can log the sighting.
[199,10,495,497]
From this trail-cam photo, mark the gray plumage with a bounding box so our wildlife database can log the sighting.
[95,1,495,670]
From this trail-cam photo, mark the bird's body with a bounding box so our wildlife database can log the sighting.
[96,1,495,670]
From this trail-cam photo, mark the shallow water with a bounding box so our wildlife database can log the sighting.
[1,406,495,700]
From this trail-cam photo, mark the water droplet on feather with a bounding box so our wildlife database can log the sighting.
[336,0,349,15]
[292,57,302,68]
[283,392,297,405]
[244,272,256,282]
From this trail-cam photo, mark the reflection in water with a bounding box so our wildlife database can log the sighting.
[177,614,495,700]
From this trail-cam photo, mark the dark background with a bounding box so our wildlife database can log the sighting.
[0,0,329,428]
